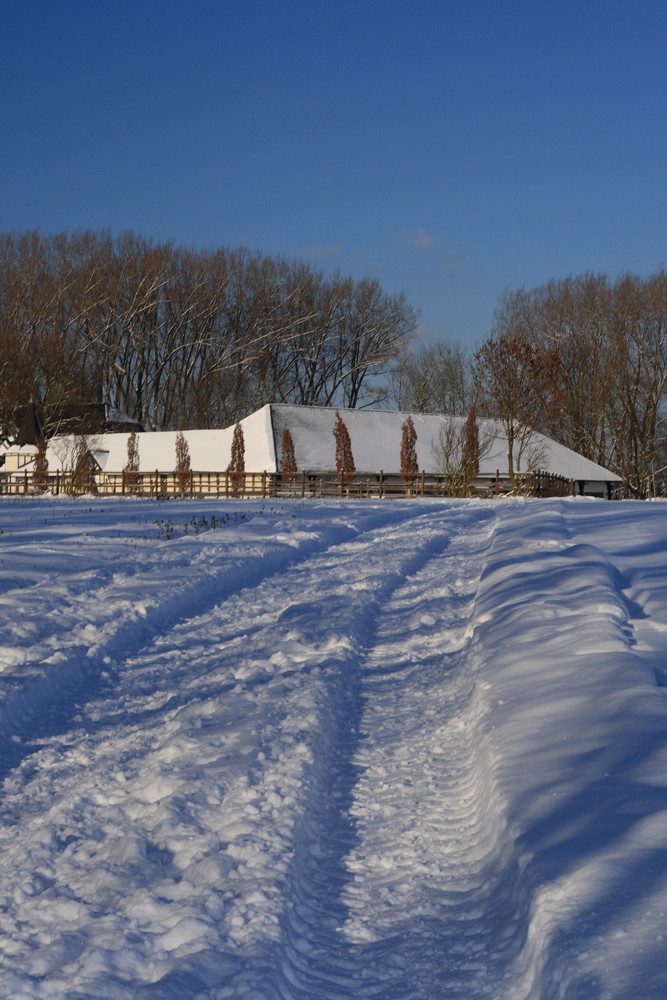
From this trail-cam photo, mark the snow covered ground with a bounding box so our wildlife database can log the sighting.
[0,495,665,1000]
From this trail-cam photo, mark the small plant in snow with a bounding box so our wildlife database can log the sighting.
[155,518,177,540]
[154,511,246,540]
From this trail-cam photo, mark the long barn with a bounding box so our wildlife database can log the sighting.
[1,403,621,497]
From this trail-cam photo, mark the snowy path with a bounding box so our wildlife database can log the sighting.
[265,506,515,1000]
[0,498,666,999]
[0,501,503,998]
[339,516,521,998]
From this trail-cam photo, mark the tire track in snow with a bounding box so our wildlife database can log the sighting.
[6,501,667,999]
[0,504,420,779]
[264,507,528,1000]
[0,503,480,998]
[213,507,492,999]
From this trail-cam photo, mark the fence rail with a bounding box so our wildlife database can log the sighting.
[0,468,576,500]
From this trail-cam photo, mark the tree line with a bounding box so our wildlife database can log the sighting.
[0,229,416,437]
[2,230,664,497]
[394,271,667,498]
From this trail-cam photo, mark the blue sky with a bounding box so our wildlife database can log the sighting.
[1,0,665,347]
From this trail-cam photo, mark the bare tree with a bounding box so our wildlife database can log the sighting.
[605,272,667,496]
[495,275,612,464]
[473,333,545,486]
[336,280,417,408]
[50,432,101,494]
[492,270,667,495]
[431,410,496,487]
[390,340,473,415]
[431,416,464,475]
[0,230,419,433]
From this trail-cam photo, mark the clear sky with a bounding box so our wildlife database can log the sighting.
[1,0,665,348]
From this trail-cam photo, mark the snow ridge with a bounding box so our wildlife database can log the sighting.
[472,502,667,1000]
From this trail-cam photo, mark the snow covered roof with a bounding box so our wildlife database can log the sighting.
[1,407,275,475]
[268,404,621,483]
[0,403,621,484]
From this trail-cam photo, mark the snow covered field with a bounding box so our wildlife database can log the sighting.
[0,495,666,1000]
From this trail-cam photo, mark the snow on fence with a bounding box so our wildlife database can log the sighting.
[0,468,575,499]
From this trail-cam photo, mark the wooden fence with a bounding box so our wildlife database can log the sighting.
[0,468,576,499]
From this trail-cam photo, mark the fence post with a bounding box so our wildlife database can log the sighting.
[379,469,384,498]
